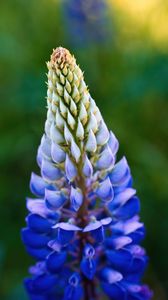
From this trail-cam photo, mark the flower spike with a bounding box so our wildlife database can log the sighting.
[22,47,153,300]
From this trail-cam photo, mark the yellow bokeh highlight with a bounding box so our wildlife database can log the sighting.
[109,0,168,49]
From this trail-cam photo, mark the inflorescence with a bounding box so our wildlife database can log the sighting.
[22,47,153,300]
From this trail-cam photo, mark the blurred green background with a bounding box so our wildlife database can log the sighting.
[0,0,168,299]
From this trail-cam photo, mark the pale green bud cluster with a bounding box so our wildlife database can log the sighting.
[45,47,109,174]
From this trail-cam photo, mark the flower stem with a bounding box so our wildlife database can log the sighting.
[76,170,97,300]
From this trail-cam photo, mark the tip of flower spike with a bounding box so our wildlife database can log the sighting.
[50,47,75,69]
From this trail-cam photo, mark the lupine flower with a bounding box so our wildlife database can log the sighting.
[63,0,110,46]
[22,47,153,300]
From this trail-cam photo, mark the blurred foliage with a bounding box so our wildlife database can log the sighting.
[0,0,168,299]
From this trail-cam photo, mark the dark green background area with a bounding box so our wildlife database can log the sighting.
[0,1,168,299]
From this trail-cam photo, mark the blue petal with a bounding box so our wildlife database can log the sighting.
[84,244,95,257]
[80,256,96,279]
[41,159,62,181]
[96,145,114,170]
[40,134,51,158]
[80,244,96,279]
[101,217,112,226]
[50,122,65,144]
[33,274,58,293]
[91,226,105,243]
[83,220,102,232]
[30,173,49,197]
[53,222,81,246]
[29,262,46,276]
[36,146,43,168]
[63,273,83,300]
[71,139,81,162]
[24,278,35,295]
[96,120,109,146]
[112,197,140,220]
[26,246,51,260]
[101,282,126,300]
[57,228,75,246]
[65,154,77,181]
[26,198,59,220]
[47,251,67,272]
[53,222,81,231]
[82,155,93,177]
[128,227,145,244]
[123,282,153,300]
[108,131,119,156]
[105,236,132,250]
[51,141,66,163]
[101,267,123,284]
[96,177,114,201]
[85,129,97,152]
[106,249,132,273]
[26,213,53,233]
[21,228,50,248]
[113,172,133,193]
[45,189,67,210]
[109,157,129,184]
[111,188,136,208]
[122,218,143,235]
[70,186,83,211]
[69,272,81,286]
[111,217,143,236]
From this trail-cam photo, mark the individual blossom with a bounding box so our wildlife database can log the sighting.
[22,47,153,300]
